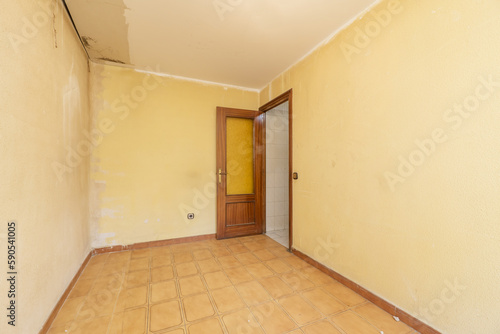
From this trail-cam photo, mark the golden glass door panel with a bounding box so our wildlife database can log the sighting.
[226,117,254,195]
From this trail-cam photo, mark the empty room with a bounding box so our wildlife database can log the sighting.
[1,0,499,333]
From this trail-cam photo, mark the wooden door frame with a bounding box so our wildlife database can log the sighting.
[259,89,293,250]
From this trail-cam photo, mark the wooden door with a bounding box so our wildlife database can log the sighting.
[216,107,264,239]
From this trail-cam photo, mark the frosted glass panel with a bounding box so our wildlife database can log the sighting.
[226,117,254,195]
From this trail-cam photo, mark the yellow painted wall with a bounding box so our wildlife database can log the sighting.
[89,64,258,247]
[0,1,91,333]
[260,0,500,333]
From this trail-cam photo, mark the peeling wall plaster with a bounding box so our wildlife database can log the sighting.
[67,0,131,65]
[89,63,259,248]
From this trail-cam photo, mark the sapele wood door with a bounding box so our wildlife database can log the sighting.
[216,107,264,239]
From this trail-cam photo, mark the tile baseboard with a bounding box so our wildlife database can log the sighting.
[92,233,216,255]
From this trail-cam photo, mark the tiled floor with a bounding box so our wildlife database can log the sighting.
[48,235,419,334]
[265,229,289,248]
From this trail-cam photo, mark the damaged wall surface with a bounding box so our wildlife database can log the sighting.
[0,1,91,332]
[89,63,259,248]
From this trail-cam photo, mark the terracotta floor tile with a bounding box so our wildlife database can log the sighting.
[52,296,86,327]
[47,325,71,334]
[186,241,207,250]
[282,256,310,270]
[151,265,174,283]
[152,254,172,268]
[224,266,254,284]
[48,235,422,334]
[194,242,211,249]
[222,308,264,334]
[217,255,241,268]
[87,260,106,269]
[89,254,109,265]
[150,300,183,332]
[71,315,111,334]
[176,261,199,277]
[301,288,346,315]
[80,264,103,280]
[331,311,380,334]
[259,276,294,299]
[183,293,216,322]
[203,271,232,290]
[253,249,277,261]
[245,262,275,279]
[263,238,284,247]
[221,238,241,245]
[179,275,207,296]
[188,317,224,334]
[171,243,193,253]
[235,281,272,306]
[197,258,221,273]
[267,247,293,258]
[278,294,322,326]
[174,251,194,263]
[151,280,178,303]
[77,291,118,320]
[235,252,261,265]
[258,240,274,249]
[115,285,148,312]
[69,278,94,298]
[100,261,129,276]
[107,251,132,263]
[210,286,246,313]
[129,258,150,272]
[299,267,333,286]
[211,247,231,257]
[190,241,209,249]
[242,241,265,252]
[247,235,267,241]
[228,243,250,254]
[131,249,151,259]
[190,241,208,248]
[251,301,297,334]
[323,282,366,307]
[108,307,147,334]
[151,246,171,257]
[354,303,413,333]
[193,249,213,260]
[162,328,186,334]
[302,320,342,334]
[125,270,150,288]
[264,259,293,274]
[188,242,208,250]
[280,271,315,291]
[91,273,124,294]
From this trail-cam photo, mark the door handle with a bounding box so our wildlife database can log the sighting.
[218,169,227,184]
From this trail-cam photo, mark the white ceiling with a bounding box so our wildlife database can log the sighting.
[65,0,379,89]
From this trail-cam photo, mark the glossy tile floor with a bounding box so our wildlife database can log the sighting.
[48,235,420,334]
[265,229,289,248]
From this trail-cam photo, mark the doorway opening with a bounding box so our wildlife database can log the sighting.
[263,102,289,247]
[215,89,293,249]
[260,89,293,250]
